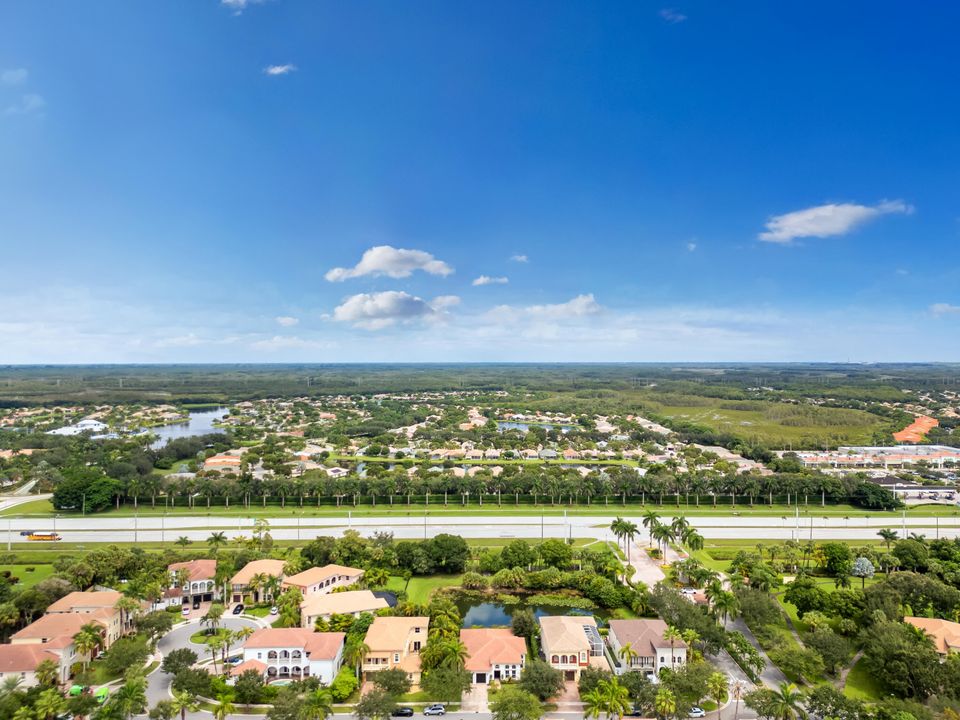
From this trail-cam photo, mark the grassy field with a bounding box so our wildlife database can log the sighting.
[386,574,464,604]
[6,498,959,519]
[0,563,55,588]
[843,659,885,701]
[639,392,891,446]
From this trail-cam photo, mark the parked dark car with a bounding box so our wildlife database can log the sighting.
[390,708,414,717]
[232,604,244,615]
[192,599,201,609]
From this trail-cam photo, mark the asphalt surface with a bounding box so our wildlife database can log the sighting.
[7,510,960,544]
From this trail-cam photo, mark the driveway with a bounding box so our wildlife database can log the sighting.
[461,683,488,713]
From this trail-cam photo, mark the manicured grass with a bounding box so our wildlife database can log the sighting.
[843,659,885,701]
[0,563,55,588]
[246,606,272,618]
[9,498,960,519]
[387,574,464,604]
[190,628,232,645]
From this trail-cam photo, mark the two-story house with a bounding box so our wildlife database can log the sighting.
[9,614,89,683]
[461,628,526,684]
[45,590,132,647]
[361,616,429,686]
[607,619,687,679]
[539,615,608,681]
[167,559,218,607]
[234,628,345,683]
[230,559,286,604]
[300,590,389,628]
[282,564,364,597]
[0,644,72,688]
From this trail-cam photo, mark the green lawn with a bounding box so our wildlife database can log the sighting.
[0,563,55,588]
[386,575,464,604]
[7,498,959,519]
[843,659,885,701]
[190,628,232,645]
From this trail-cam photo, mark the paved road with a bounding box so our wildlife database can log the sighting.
[5,510,960,544]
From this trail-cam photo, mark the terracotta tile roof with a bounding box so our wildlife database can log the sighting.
[301,590,388,618]
[538,615,596,653]
[169,559,217,582]
[608,619,686,656]
[231,659,267,676]
[363,616,429,652]
[12,613,98,641]
[460,629,526,672]
[243,629,345,659]
[47,590,123,613]
[904,616,960,655]
[231,559,286,586]
[283,564,364,589]
[0,644,61,672]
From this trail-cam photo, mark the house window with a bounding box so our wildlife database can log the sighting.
[660,656,665,663]
[394,654,400,663]
[552,655,559,663]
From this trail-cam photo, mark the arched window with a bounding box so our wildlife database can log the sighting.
[552,655,560,664]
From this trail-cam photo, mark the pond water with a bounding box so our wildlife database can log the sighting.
[497,421,576,434]
[457,598,606,628]
[148,408,229,449]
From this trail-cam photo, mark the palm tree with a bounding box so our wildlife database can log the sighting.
[770,682,805,720]
[618,641,638,670]
[655,688,677,720]
[642,510,661,547]
[12,707,32,720]
[730,680,746,720]
[115,595,141,631]
[175,536,192,547]
[364,567,390,589]
[34,658,58,687]
[583,688,606,720]
[652,524,674,557]
[601,678,631,720]
[1,676,23,697]
[212,693,234,720]
[663,625,683,669]
[207,531,227,552]
[112,674,148,720]
[681,629,701,662]
[73,623,103,672]
[34,688,66,720]
[299,688,334,720]
[344,638,369,678]
[439,638,469,670]
[707,672,727,720]
[171,690,199,720]
[712,591,739,625]
[877,528,898,550]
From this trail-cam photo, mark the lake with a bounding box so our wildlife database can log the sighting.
[497,421,576,434]
[457,598,605,627]
[148,408,229,449]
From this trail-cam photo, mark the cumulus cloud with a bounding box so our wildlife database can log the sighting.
[4,93,45,116]
[325,245,453,281]
[930,303,960,317]
[472,275,509,286]
[659,8,688,23]
[759,200,913,244]
[1,69,27,85]
[263,64,296,76]
[275,316,299,327]
[489,294,603,322]
[332,291,457,329]
[509,254,528,263]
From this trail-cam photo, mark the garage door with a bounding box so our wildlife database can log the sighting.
[475,673,486,684]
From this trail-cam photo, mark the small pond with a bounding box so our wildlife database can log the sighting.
[497,421,576,434]
[148,408,229,449]
[456,597,609,628]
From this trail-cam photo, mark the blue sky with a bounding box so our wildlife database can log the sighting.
[2,0,959,362]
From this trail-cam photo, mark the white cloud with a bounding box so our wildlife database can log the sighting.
[275,315,299,327]
[930,303,960,317]
[759,200,913,244]
[659,8,688,23]
[509,254,528,263]
[250,335,333,351]
[490,294,603,322]
[472,275,509,286]
[221,0,266,12]
[686,242,697,252]
[1,69,27,86]
[4,94,45,116]
[264,64,296,76]
[332,291,456,329]
[325,245,453,281]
